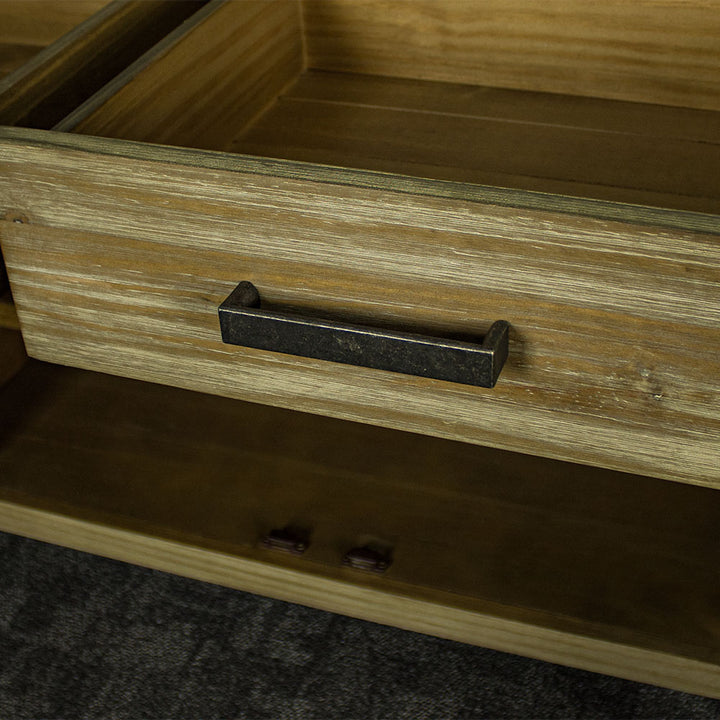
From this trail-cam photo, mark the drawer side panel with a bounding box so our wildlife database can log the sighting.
[303,0,720,111]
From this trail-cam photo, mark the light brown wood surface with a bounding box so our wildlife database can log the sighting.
[302,0,720,110]
[231,70,720,213]
[0,1,206,128]
[63,0,305,150]
[3,0,718,701]
[0,362,719,697]
[1,129,718,488]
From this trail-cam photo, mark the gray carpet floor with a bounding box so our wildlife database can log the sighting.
[1,532,719,719]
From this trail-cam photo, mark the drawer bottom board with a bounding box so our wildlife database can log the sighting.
[231,70,720,213]
[0,362,719,697]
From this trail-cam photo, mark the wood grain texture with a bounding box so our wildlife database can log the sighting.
[1,130,718,488]
[302,0,720,110]
[231,70,720,213]
[0,1,206,129]
[65,0,304,150]
[0,362,719,697]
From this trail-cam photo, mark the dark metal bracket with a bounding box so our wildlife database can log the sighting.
[218,281,509,387]
[260,527,309,555]
[342,545,392,574]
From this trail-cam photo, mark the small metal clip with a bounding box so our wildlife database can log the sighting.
[342,545,392,573]
[261,527,309,555]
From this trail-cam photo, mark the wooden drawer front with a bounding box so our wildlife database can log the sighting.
[1,131,719,488]
[0,0,205,385]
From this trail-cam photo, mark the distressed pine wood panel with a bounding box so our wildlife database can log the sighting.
[232,71,720,213]
[64,0,304,150]
[302,0,720,110]
[1,362,719,697]
[0,1,207,129]
[1,130,718,487]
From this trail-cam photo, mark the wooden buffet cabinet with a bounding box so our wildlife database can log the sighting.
[1,0,719,698]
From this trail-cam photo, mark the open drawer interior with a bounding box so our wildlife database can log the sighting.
[1,361,719,696]
[60,0,720,213]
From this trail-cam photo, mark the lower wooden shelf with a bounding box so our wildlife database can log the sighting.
[0,361,719,697]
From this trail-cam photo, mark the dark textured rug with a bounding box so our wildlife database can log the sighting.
[0,531,718,720]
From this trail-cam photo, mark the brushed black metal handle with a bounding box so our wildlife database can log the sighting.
[218,282,509,387]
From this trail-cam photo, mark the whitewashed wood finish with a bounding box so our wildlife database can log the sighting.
[64,0,305,150]
[0,363,719,697]
[302,0,720,110]
[1,129,718,487]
